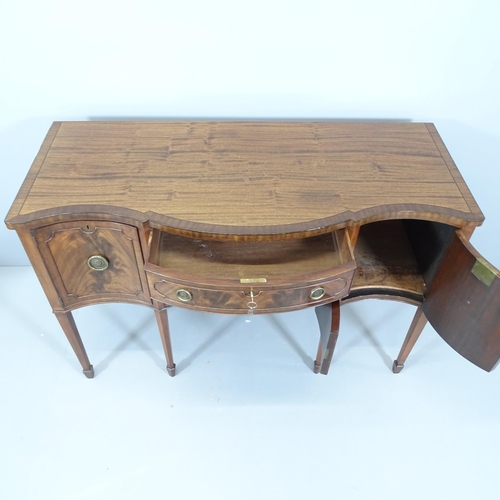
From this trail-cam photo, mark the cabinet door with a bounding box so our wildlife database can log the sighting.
[33,221,151,308]
[422,231,500,371]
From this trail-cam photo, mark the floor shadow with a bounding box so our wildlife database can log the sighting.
[175,316,239,374]
[93,308,165,374]
[341,306,394,369]
[267,315,315,372]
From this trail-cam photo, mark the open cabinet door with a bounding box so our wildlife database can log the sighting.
[423,231,500,371]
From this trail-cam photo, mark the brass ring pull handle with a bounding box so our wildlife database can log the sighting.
[87,255,109,271]
[309,287,326,300]
[176,289,193,302]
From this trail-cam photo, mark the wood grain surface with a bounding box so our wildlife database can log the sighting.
[151,231,346,281]
[33,220,151,308]
[423,231,500,371]
[6,121,484,237]
[350,220,426,300]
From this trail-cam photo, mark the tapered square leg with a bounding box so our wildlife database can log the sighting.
[153,302,176,377]
[54,310,94,378]
[393,306,428,373]
[314,301,341,375]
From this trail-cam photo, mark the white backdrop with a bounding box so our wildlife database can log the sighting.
[1,0,499,265]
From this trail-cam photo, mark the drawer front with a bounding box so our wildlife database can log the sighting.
[33,221,151,307]
[147,272,353,313]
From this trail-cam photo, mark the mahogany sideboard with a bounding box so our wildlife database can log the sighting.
[5,121,500,378]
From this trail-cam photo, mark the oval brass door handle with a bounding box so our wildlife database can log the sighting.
[87,255,109,271]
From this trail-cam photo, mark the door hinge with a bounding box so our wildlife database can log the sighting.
[472,258,497,287]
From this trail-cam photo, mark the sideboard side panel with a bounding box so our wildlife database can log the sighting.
[15,227,66,311]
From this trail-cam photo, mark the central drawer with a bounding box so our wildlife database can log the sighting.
[145,229,356,314]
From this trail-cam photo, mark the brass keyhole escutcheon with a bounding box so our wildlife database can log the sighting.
[87,255,109,271]
[309,287,326,300]
[176,289,193,302]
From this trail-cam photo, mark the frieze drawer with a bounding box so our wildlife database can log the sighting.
[145,228,356,314]
[147,273,353,313]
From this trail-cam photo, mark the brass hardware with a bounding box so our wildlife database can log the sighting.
[309,287,326,300]
[176,289,193,302]
[472,258,497,287]
[246,289,258,315]
[87,255,109,271]
[240,278,267,284]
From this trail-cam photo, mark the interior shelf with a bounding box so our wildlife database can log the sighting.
[349,220,426,302]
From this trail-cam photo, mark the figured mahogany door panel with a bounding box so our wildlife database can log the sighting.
[422,231,500,371]
[33,221,151,307]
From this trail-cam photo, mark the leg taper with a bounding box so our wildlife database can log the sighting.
[153,303,176,377]
[54,310,94,378]
[314,301,341,375]
[393,306,428,373]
